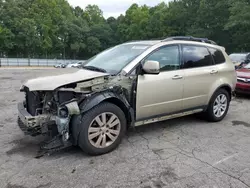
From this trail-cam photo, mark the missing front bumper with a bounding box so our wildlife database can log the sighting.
[17,102,54,136]
[17,102,41,136]
[17,102,73,156]
[17,117,41,136]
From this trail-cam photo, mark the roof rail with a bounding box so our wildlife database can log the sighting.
[162,36,217,45]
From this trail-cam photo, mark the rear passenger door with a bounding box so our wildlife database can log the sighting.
[181,45,219,109]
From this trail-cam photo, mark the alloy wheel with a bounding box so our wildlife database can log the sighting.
[213,94,228,118]
[88,112,121,148]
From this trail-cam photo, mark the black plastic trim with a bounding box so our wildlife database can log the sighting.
[162,36,217,45]
[136,106,207,122]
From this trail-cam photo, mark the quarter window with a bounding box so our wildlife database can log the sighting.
[182,45,213,69]
[144,45,180,71]
[208,48,225,64]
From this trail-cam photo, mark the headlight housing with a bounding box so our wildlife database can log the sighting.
[58,107,69,118]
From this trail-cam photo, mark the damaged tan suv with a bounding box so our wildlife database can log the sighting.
[18,36,236,155]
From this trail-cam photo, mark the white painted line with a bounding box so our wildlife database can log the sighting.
[212,153,238,166]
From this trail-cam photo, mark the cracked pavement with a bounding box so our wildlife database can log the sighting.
[0,69,250,188]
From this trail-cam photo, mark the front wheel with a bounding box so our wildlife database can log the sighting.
[77,102,126,155]
[205,89,230,122]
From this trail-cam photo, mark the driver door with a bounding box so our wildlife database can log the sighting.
[136,45,184,121]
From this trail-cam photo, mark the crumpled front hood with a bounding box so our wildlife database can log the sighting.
[23,69,109,91]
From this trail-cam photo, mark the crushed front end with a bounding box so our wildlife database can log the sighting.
[17,87,82,152]
[17,68,136,155]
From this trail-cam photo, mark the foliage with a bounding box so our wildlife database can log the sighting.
[225,0,250,51]
[0,0,249,59]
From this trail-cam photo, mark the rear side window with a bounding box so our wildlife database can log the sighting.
[182,45,213,69]
[208,48,225,64]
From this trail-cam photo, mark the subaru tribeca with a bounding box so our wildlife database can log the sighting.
[17,36,237,155]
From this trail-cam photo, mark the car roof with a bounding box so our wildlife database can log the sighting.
[161,40,223,49]
[124,40,161,46]
[123,37,223,50]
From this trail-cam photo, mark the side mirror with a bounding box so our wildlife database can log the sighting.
[142,61,160,74]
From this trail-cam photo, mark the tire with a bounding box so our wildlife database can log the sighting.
[77,102,126,155]
[205,89,230,122]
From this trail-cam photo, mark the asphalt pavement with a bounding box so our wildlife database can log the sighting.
[0,69,250,188]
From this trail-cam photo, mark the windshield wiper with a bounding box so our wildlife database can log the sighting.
[83,66,107,73]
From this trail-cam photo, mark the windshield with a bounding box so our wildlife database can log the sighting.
[229,54,247,62]
[83,43,151,74]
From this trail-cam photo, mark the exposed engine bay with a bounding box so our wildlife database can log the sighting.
[23,89,81,137]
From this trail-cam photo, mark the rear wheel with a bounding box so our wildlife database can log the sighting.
[205,89,230,122]
[77,102,126,155]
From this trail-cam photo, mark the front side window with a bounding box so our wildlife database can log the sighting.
[182,45,213,69]
[208,48,225,64]
[144,45,180,71]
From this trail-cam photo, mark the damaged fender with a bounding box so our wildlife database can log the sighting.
[70,91,135,145]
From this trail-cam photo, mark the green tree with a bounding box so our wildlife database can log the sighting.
[225,0,250,52]
[190,0,230,47]
[86,36,101,56]
[84,5,105,25]
[1,0,250,59]
[0,26,14,56]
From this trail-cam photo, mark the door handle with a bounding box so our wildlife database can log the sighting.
[210,70,218,74]
[172,75,183,80]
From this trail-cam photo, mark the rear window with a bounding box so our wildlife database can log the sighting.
[208,48,225,64]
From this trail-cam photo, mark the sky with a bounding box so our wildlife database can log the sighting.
[68,0,171,18]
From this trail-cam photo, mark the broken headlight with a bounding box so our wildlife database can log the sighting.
[58,107,69,118]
